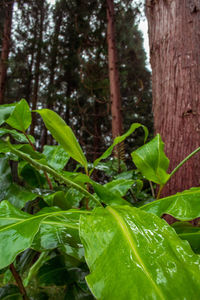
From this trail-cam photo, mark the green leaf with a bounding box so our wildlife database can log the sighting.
[92,182,131,206]
[93,123,148,170]
[0,157,12,202]
[36,109,88,171]
[43,145,70,170]
[32,207,85,254]
[37,255,70,286]
[0,157,37,208]
[172,222,200,254]
[0,103,16,126]
[141,187,200,221]
[80,206,200,300]
[0,202,88,269]
[0,128,35,144]
[0,201,47,269]
[5,183,38,209]
[8,145,100,206]
[131,134,170,185]
[0,284,22,300]
[104,179,136,197]
[6,99,31,132]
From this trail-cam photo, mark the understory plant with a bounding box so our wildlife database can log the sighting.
[0,99,200,299]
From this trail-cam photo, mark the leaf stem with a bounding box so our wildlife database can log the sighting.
[8,144,102,207]
[10,263,29,300]
[169,146,200,179]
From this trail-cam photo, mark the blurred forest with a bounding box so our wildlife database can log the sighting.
[0,0,152,163]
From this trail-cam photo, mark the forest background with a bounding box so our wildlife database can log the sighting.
[0,0,153,165]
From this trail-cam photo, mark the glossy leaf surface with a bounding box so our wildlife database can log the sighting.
[43,145,70,170]
[0,201,47,268]
[104,179,136,197]
[172,222,200,254]
[36,109,88,170]
[6,99,31,132]
[93,123,148,169]
[0,103,16,126]
[92,182,131,206]
[37,255,69,286]
[32,207,85,254]
[141,187,200,220]
[0,202,87,269]
[80,206,200,300]
[0,128,35,144]
[131,134,170,185]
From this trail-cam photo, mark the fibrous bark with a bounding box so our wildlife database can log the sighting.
[0,0,14,104]
[106,0,123,140]
[146,0,200,196]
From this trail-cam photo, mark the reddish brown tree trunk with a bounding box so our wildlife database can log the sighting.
[106,0,123,140]
[146,0,200,197]
[0,0,14,104]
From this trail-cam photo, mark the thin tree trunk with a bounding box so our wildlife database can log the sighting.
[30,1,44,136]
[146,0,200,197]
[0,0,14,104]
[106,0,123,141]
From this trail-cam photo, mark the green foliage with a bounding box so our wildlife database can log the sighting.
[36,109,88,172]
[0,101,200,299]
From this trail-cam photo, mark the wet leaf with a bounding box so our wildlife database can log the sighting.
[80,206,200,300]
[131,134,170,185]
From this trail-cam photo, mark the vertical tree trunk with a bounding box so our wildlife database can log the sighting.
[106,0,123,140]
[0,0,14,104]
[30,0,44,136]
[146,0,200,196]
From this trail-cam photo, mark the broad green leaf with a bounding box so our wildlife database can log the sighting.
[0,157,12,202]
[37,255,70,286]
[0,128,35,144]
[104,179,136,197]
[43,145,70,170]
[0,103,16,126]
[92,182,131,206]
[36,109,88,170]
[0,201,47,269]
[172,222,200,254]
[80,206,200,300]
[141,187,200,221]
[6,99,31,132]
[8,144,100,206]
[131,134,170,185]
[93,123,148,169]
[31,207,88,260]
[43,191,72,210]
[0,284,22,300]
[0,157,37,208]
[5,183,38,209]
[0,202,88,269]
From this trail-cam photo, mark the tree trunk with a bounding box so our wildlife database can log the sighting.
[146,0,200,197]
[106,0,123,140]
[0,0,14,104]
[30,0,44,136]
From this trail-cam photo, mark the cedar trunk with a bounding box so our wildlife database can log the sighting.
[146,0,200,197]
[0,0,14,104]
[106,0,123,139]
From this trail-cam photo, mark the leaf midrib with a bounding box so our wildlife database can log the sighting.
[107,206,165,300]
[0,209,89,233]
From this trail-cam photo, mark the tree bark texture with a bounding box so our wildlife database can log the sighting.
[106,0,123,140]
[146,0,200,197]
[0,0,14,104]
